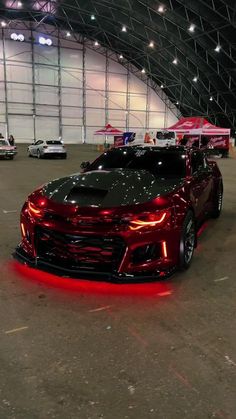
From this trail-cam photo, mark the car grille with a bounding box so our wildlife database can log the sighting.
[35,227,126,273]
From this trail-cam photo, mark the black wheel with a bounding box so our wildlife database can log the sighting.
[37,150,41,159]
[179,211,196,270]
[211,182,223,218]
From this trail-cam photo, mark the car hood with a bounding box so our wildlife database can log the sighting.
[43,169,184,208]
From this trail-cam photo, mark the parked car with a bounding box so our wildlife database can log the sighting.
[0,139,17,160]
[15,146,223,281]
[28,140,67,159]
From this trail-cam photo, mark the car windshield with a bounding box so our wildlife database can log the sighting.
[88,148,187,178]
[46,140,62,145]
[0,140,7,146]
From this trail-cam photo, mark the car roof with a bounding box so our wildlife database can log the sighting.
[112,145,190,153]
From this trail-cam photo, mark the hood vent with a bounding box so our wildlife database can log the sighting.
[66,187,108,205]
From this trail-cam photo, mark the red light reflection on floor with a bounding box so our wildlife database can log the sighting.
[10,261,173,298]
[197,222,208,238]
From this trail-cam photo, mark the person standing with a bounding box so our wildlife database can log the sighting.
[8,135,15,146]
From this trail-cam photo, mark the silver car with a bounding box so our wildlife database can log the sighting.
[28,140,67,159]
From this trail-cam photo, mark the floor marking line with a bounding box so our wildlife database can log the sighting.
[225,355,236,367]
[2,210,17,214]
[5,326,28,334]
[89,305,112,313]
[214,276,229,282]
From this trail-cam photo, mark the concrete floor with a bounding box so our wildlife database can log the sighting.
[0,145,236,419]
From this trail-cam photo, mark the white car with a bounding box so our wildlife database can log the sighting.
[28,140,67,159]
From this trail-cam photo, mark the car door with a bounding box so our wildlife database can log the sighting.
[30,140,40,156]
[190,151,213,218]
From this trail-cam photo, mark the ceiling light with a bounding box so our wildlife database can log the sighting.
[119,54,124,59]
[39,36,52,46]
[122,26,127,32]
[1,21,6,27]
[94,41,99,46]
[193,76,198,82]
[66,31,71,37]
[141,68,146,74]
[11,33,24,42]
[210,96,213,101]
[160,84,164,88]
[91,14,96,20]
[18,34,25,42]
[158,5,165,13]
[149,41,154,48]
[188,24,195,33]
[176,101,179,105]
[17,1,22,7]
[173,58,178,65]
[215,44,221,52]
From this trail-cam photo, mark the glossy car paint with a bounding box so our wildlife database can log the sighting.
[0,139,17,159]
[28,140,67,159]
[16,146,222,281]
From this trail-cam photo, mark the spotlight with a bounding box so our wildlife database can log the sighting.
[119,54,124,59]
[215,44,221,52]
[11,33,18,41]
[193,76,198,82]
[122,26,127,32]
[188,24,195,33]
[39,36,52,46]
[94,41,99,46]
[149,41,154,48]
[160,84,164,88]
[210,96,213,101]
[66,31,71,37]
[10,33,25,42]
[176,101,179,105]
[17,1,22,7]
[141,68,146,74]
[173,58,178,65]
[1,21,6,27]
[158,5,165,13]
[91,14,96,20]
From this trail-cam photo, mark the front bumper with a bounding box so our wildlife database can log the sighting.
[14,245,176,283]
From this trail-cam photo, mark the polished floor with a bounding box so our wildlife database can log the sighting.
[0,145,236,419]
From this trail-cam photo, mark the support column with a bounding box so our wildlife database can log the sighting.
[145,82,150,132]
[82,38,86,143]
[105,50,109,125]
[126,69,130,131]
[58,30,62,139]
[30,28,36,142]
[2,28,9,139]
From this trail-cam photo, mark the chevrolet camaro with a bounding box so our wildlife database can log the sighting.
[15,146,223,281]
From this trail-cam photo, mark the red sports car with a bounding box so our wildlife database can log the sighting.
[15,146,223,281]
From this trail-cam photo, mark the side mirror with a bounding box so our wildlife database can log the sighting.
[80,161,90,170]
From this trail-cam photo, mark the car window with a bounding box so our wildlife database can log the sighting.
[191,151,206,174]
[46,140,62,145]
[0,140,7,146]
[88,149,187,178]
[35,140,41,145]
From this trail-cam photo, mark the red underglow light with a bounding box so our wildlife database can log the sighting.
[197,222,208,238]
[162,241,168,258]
[10,261,173,298]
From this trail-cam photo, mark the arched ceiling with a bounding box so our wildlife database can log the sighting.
[0,0,236,128]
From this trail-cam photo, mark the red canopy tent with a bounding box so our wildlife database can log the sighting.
[94,124,124,136]
[167,116,230,136]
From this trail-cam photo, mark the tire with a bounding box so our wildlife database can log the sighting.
[211,181,223,218]
[179,211,196,270]
[28,149,32,157]
[37,150,41,159]
[8,155,14,160]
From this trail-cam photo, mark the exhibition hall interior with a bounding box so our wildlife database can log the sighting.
[0,1,236,418]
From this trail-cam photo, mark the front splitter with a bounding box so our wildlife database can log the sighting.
[13,245,176,283]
